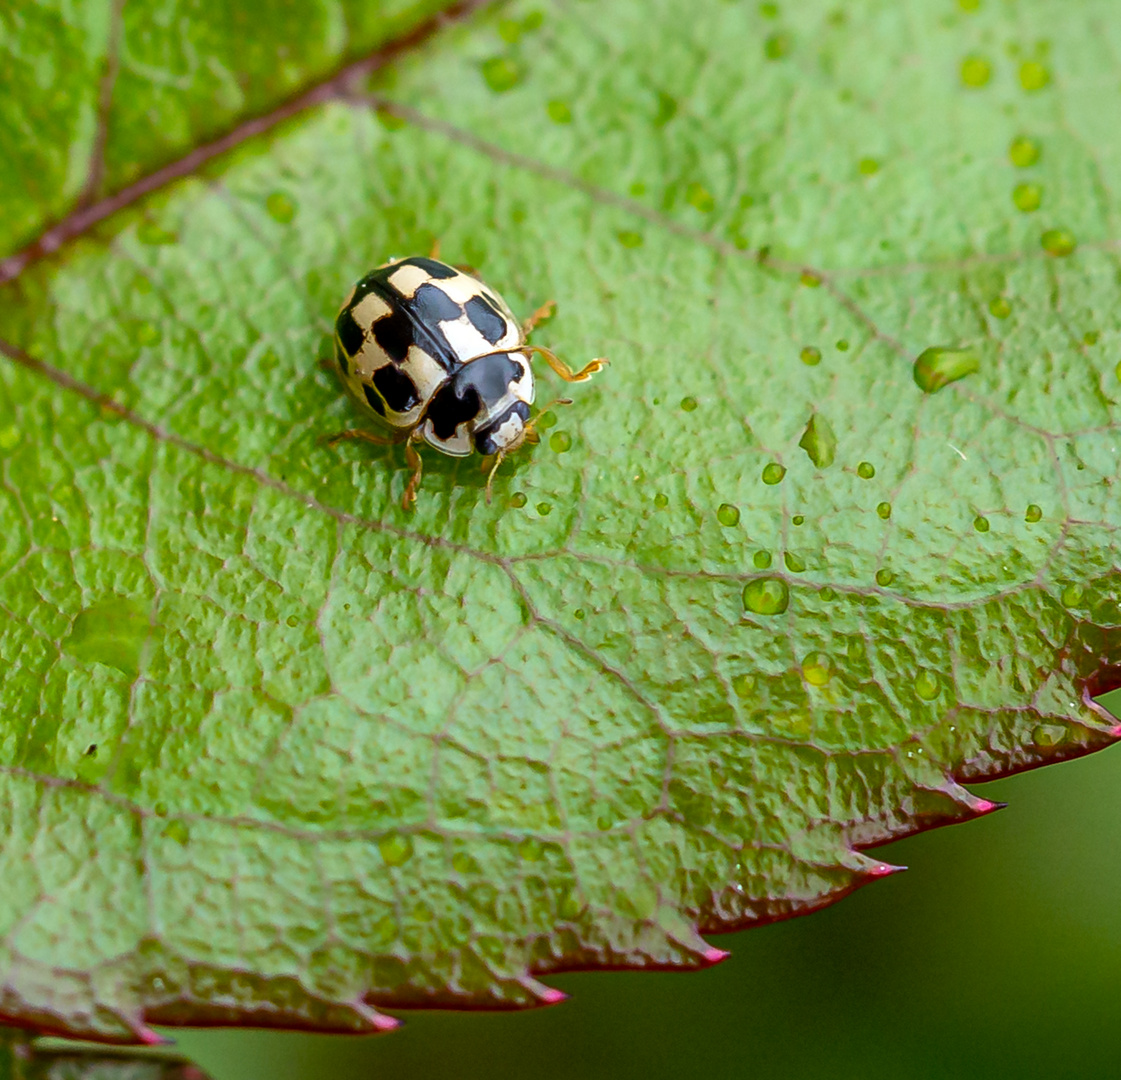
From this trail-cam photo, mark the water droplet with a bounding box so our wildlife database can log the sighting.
[819,585,836,601]
[680,396,698,412]
[764,31,792,59]
[137,221,177,245]
[743,577,790,615]
[800,271,822,287]
[913,345,981,392]
[63,598,151,678]
[1083,330,1099,346]
[988,296,1012,318]
[753,550,772,569]
[1009,135,1041,167]
[1033,723,1065,747]
[1041,228,1076,256]
[960,55,992,87]
[518,837,544,861]
[286,614,299,628]
[162,820,189,844]
[1061,583,1085,608]
[1025,504,1042,522]
[616,229,643,248]
[549,431,572,453]
[798,413,837,468]
[914,669,940,700]
[265,192,296,223]
[574,608,586,620]
[857,461,876,479]
[762,462,786,485]
[0,425,22,451]
[1012,183,1042,212]
[792,514,805,526]
[876,501,891,519]
[875,568,894,586]
[545,99,573,124]
[481,56,523,92]
[800,346,822,366]
[731,673,756,699]
[973,515,990,533]
[536,501,553,516]
[717,503,741,526]
[509,492,527,508]
[783,551,806,572]
[379,833,413,866]
[836,339,850,351]
[537,410,558,430]
[1019,60,1050,90]
[858,157,880,175]
[801,651,833,686]
[686,182,715,213]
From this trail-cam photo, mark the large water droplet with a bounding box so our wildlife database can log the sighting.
[509,492,527,508]
[800,346,822,366]
[549,431,572,453]
[1009,135,1041,167]
[914,669,940,701]
[801,652,833,686]
[798,413,837,468]
[875,568,894,586]
[1025,503,1042,522]
[1041,228,1076,256]
[913,345,980,392]
[680,396,698,412]
[857,461,875,479]
[654,492,669,509]
[1013,183,1042,212]
[876,501,891,520]
[743,577,790,615]
[974,515,990,532]
[379,833,414,866]
[753,550,772,569]
[762,462,786,485]
[717,503,740,526]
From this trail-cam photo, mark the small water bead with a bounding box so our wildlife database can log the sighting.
[379,833,413,866]
[537,410,558,430]
[819,586,836,602]
[549,431,572,453]
[509,492,527,508]
[783,551,806,572]
[286,615,299,628]
[1019,60,1050,90]
[654,492,669,509]
[914,669,940,701]
[1025,503,1042,522]
[743,577,790,615]
[989,296,1012,319]
[857,461,875,479]
[481,56,524,92]
[801,652,833,686]
[717,503,741,526]
[753,550,772,569]
[876,501,891,519]
[762,462,786,485]
[1061,583,1085,608]
[1013,183,1042,212]
[836,339,850,351]
[731,673,756,699]
[800,346,822,366]
[537,502,553,516]
[875,568,894,586]
[265,192,296,223]
[1041,228,1076,256]
[1009,135,1041,167]
[574,609,586,622]
[680,396,698,411]
[971,515,990,533]
[547,99,573,124]
[960,55,992,87]
[792,514,805,526]
[913,345,980,392]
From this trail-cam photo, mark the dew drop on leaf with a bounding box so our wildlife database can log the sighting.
[509,492,527,508]
[1009,135,1041,166]
[989,296,1012,318]
[792,514,805,526]
[1025,504,1043,522]
[1013,182,1042,212]
[743,577,790,616]
[547,99,572,123]
[536,409,557,430]
[1041,228,1077,256]
[378,833,413,866]
[1019,60,1051,90]
[717,503,741,526]
[654,492,669,509]
[819,586,837,602]
[857,461,875,479]
[876,501,891,519]
[286,615,299,627]
[753,550,772,569]
[784,551,806,572]
[800,346,822,365]
[858,157,880,175]
[836,339,850,351]
[960,55,992,87]
[801,652,834,686]
[912,345,981,392]
[875,568,894,586]
[1061,583,1085,608]
[798,413,837,468]
[574,608,586,621]
[762,462,786,485]
[914,669,940,701]
[536,502,553,517]
[680,395,698,411]
[549,431,572,453]
[480,56,523,92]
[974,515,990,532]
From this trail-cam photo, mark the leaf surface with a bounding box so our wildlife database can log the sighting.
[0,0,1120,1042]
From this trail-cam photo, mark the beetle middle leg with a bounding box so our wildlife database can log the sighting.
[402,430,425,510]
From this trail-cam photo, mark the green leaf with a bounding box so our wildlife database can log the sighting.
[1,0,1120,1043]
[0,1028,208,1080]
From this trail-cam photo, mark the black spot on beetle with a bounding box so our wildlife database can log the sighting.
[372,307,414,364]
[374,364,420,413]
[401,256,458,279]
[464,295,507,344]
[335,309,364,357]
[362,383,386,416]
[412,282,464,325]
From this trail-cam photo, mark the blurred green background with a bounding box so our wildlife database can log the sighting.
[168,733,1121,1080]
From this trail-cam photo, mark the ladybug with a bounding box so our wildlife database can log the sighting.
[328,255,606,509]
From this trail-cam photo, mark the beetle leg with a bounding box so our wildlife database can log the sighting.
[402,431,425,510]
[522,344,608,383]
[484,451,506,504]
[521,300,556,337]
